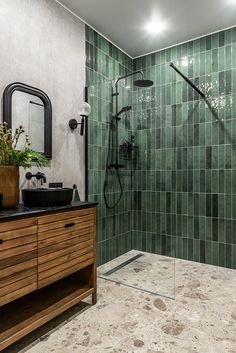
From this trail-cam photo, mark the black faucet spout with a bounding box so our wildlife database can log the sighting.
[25,172,47,185]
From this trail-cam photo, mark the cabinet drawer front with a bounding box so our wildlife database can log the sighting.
[0,242,37,261]
[38,245,94,273]
[0,267,37,288]
[38,215,94,234]
[39,252,94,281]
[38,207,95,225]
[0,220,38,306]
[0,226,37,242]
[38,257,94,289]
[0,258,37,278]
[38,238,93,264]
[38,229,93,254]
[0,218,37,233]
[0,233,37,252]
[38,225,94,243]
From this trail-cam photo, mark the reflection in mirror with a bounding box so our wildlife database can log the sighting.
[12,91,45,152]
[3,82,52,159]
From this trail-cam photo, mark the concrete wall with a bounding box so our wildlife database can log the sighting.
[0,0,86,199]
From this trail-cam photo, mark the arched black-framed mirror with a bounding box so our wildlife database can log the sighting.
[3,82,52,159]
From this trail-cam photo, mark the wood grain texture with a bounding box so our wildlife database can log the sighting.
[38,208,94,225]
[0,277,94,351]
[39,252,94,281]
[38,239,93,264]
[0,226,37,241]
[38,258,94,289]
[38,245,94,273]
[0,253,37,273]
[0,274,37,298]
[0,205,97,351]
[38,216,94,234]
[0,242,37,261]
[38,227,93,248]
[0,218,37,233]
[0,282,37,307]
[38,225,94,243]
[0,166,19,209]
[38,233,93,257]
[0,267,37,288]
[0,234,37,252]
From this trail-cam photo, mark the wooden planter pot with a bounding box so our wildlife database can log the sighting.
[0,166,19,208]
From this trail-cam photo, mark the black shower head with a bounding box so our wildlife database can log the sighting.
[133,79,154,88]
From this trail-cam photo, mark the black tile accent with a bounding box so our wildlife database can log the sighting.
[212,194,218,217]
[206,35,212,50]
[172,105,177,126]
[200,240,206,263]
[206,194,212,217]
[219,31,225,47]
[194,124,199,146]
[206,146,212,169]
[212,218,218,241]
[166,192,171,213]
[134,191,142,211]
[194,217,199,239]
[188,172,193,192]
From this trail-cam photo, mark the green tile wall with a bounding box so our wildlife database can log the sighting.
[85,26,133,266]
[86,25,236,269]
[132,27,236,269]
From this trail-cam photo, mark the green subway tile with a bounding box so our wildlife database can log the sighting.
[87,26,236,269]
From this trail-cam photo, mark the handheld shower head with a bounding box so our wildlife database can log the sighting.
[114,105,132,120]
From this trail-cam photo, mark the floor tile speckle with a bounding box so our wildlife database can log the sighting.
[3,251,236,353]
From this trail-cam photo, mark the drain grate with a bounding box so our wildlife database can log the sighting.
[102,253,144,276]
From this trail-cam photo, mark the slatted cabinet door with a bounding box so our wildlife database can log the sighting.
[38,208,96,289]
[0,218,38,306]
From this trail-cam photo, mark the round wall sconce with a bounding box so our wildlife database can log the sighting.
[69,102,91,136]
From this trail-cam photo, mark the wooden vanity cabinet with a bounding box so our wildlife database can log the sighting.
[0,204,97,351]
[38,208,95,289]
[0,218,38,307]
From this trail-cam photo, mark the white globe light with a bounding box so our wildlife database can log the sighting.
[79,102,91,116]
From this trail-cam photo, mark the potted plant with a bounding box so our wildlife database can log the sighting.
[0,122,49,208]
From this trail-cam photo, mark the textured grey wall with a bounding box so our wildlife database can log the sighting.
[0,0,86,199]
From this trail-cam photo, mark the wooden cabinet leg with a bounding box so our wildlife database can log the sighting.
[92,292,97,305]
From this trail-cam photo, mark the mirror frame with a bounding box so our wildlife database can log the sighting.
[3,82,52,159]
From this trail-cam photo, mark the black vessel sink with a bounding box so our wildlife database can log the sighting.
[22,188,73,207]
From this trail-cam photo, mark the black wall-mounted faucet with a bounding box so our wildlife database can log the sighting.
[25,172,46,185]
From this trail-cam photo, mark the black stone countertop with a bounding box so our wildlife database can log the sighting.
[0,201,98,221]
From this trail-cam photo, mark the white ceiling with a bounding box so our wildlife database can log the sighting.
[57,0,236,58]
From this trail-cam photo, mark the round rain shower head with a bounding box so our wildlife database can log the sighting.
[133,79,154,88]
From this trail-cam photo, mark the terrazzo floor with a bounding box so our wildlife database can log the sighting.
[3,251,236,353]
[98,250,175,298]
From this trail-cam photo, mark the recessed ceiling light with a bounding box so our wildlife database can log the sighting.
[145,18,167,35]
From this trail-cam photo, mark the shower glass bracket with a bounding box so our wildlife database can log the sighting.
[170,62,205,98]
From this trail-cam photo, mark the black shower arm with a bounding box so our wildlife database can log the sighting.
[170,62,205,98]
[115,70,144,89]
